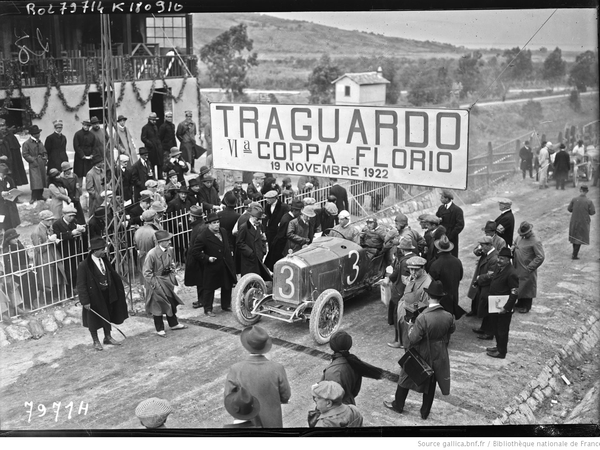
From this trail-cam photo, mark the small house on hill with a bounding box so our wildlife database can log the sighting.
[332,68,390,106]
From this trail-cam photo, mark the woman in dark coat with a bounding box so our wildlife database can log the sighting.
[0,121,28,186]
[0,166,21,230]
[77,237,128,351]
[383,281,455,420]
[321,331,383,406]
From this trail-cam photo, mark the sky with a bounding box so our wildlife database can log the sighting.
[264,9,598,52]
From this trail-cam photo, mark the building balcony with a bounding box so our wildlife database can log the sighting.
[0,54,198,89]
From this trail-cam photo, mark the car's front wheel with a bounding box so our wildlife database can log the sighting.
[309,289,344,345]
[232,273,265,326]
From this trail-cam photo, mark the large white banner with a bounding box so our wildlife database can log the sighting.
[210,103,470,189]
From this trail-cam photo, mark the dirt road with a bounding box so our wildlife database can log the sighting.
[1,173,598,432]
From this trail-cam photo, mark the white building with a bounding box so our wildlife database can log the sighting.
[332,68,390,106]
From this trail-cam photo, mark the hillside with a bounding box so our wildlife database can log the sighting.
[192,12,463,60]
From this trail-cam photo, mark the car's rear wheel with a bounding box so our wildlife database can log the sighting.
[232,274,265,326]
[309,289,344,345]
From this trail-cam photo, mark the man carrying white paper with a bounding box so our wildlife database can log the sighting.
[484,247,519,359]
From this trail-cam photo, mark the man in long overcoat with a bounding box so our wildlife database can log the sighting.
[143,230,187,336]
[21,125,48,202]
[519,141,533,179]
[435,189,464,258]
[265,199,302,269]
[397,256,431,348]
[567,185,596,260]
[494,198,515,248]
[44,119,69,176]
[512,221,545,314]
[383,280,455,420]
[159,112,177,166]
[141,112,163,179]
[184,206,206,309]
[224,326,291,428]
[329,178,349,213]
[86,156,109,216]
[73,120,100,179]
[114,115,137,165]
[237,213,272,281]
[0,119,28,186]
[176,110,198,172]
[428,235,465,320]
[553,143,571,190]
[263,190,289,256]
[483,247,520,359]
[130,148,154,203]
[77,237,128,351]
[0,166,21,230]
[466,236,498,320]
[31,210,66,302]
[191,213,236,316]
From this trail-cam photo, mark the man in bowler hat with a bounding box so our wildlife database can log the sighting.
[77,237,128,351]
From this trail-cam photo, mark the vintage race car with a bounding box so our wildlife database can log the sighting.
[232,235,387,344]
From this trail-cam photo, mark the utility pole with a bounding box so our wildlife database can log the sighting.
[100,14,133,298]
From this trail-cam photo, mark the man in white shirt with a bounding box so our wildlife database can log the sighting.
[538,142,551,189]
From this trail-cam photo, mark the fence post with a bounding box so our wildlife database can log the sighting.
[515,139,521,170]
[487,142,493,185]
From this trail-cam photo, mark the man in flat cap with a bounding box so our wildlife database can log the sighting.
[467,235,498,321]
[45,119,68,176]
[114,114,137,165]
[225,325,291,428]
[191,212,236,316]
[512,221,545,314]
[435,189,464,258]
[159,112,177,167]
[73,120,100,179]
[0,118,28,186]
[77,237,128,351]
[86,155,108,217]
[247,172,265,201]
[143,230,187,336]
[310,380,363,427]
[567,185,595,260]
[89,116,108,161]
[176,110,198,173]
[494,198,515,247]
[397,256,432,348]
[22,125,48,203]
[285,205,315,254]
[141,112,163,180]
[130,147,155,203]
[422,214,445,271]
[135,398,173,428]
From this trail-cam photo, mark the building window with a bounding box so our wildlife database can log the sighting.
[345,86,351,97]
[88,92,105,123]
[146,16,186,50]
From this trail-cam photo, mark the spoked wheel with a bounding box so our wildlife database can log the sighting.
[309,289,344,345]
[232,274,265,326]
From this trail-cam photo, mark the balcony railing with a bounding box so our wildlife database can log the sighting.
[0,54,198,89]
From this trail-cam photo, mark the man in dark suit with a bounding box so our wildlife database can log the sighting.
[53,204,87,295]
[116,154,133,203]
[553,143,571,190]
[329,178,349,213]
[519,141,533,180]
[237,212,272,281]
[197,175,221,217]
[435,189,464,258]
[190,213,236,317]
[468,237,499,341]
[141,112,163,179]
[185,206,206,309]
[484,247,520,359]
[130,147,155,203]
[263,190,289,258]
[218,192,241,251]
[44,119,68,175]
[428,235,465,320]
[265,199,303,268]
[494,198,515,247]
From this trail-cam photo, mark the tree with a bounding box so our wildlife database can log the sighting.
[455,51,483,99]
[568,50,599,92]
[519,99,543,128]
[542,47,566,84]
[407,65,452,106]
[503,47,534,80]
[377,58,401,104]
[199,23,259,100]
[307,54,341,104]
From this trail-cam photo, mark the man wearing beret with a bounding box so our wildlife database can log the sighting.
[310,380,363,427]
[143,230,187,336]
[77,237,128,351]
[225,326,291,428]
[44,119,69,176]
[494,198,515,247]
[483,247,520,359]
[190,213,236,316]
[73,120,101,179]
[435,189,464,258]
[141,112,164,180]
